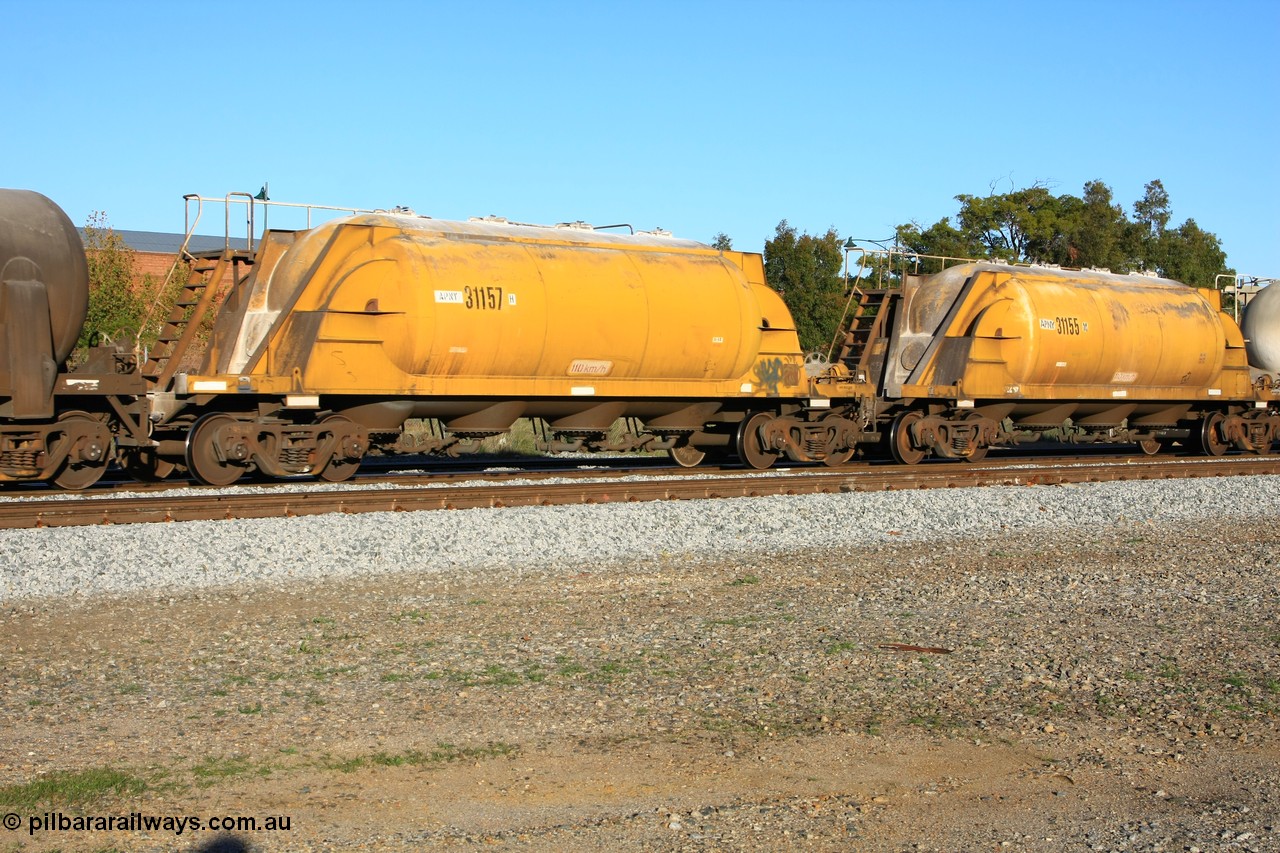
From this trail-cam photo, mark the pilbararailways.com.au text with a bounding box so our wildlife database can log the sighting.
[4,810,292,836]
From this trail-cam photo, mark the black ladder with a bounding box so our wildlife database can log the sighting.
[834,287,892,369]
[141,251,233,390]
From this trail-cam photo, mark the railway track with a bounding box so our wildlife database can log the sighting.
[0,455,683,499]
[5,454,1280,529]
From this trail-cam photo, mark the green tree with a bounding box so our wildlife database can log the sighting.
[1155,218,1229,288]
[894,217,983,273]
[77,212,145,356]
[1126,180,1228,287]
[954,183,1062,263]
[1132,179,1171,240]
[711,232,733,250]
[763,220,845,352]
[897,179,1231,287]
[1060,180,1129,271]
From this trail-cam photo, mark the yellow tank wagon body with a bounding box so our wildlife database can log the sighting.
[171,213,810,483]
[825,262,1276,463]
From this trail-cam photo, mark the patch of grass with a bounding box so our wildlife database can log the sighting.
[590,661,632,683]
[118,683,144,695]
[906,713,944,730]
[326,756,366,773]
[380,672,411,683]
[310,666,357,681]
[190,756,255,784]
[1223,674,1249,689]
[903,701,963,732]
[310,616,336,626]
[0,768,149,810]
[557,661,587,677]
[1123,671,1144,682]
[729,574,760,586]
[825,641,858,655]
[237,703,263,715]
[392,609,430,623]
[482,665,523,686]
[442,669,478,687]
[1157,662,1182,680]
[323,742,517,774]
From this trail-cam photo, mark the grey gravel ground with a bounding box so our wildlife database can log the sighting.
[1,474,1279,602]
[0,477,1277,852]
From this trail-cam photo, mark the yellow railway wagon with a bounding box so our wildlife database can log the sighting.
[857,263,1276,462]
[173,213,807,483]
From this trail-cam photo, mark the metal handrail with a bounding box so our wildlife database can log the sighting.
[181,192,374,254]
[843,244,1013,282]
[1216,273,1277,321]
[134,192,375,356]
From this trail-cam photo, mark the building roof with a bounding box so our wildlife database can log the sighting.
[85,229,251,254]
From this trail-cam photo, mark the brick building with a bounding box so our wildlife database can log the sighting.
[86,229,250,289]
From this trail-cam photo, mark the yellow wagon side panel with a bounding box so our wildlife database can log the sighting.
[894,264,1249,403]
[197,214,803,401]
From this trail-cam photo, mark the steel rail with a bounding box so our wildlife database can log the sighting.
[0,456,702,500]
[4,455,1280,530]
[0,446,1204,500]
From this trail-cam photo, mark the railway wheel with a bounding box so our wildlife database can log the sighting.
[822,447,855,467]
[52,412,110,490]
[1137,438,1162,456]
[888,411,926,465]
[1199,412,1228,457]
[959,415,990,463]
[736,412,780,470]
[668,443,706,468]
[318,415,364,482]
[186,414,250,486]
[820,416,855,467]
[119,448,178,483]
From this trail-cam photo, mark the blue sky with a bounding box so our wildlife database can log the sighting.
[5,0,1278,276]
